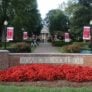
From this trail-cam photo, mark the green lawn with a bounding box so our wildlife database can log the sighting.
[0,86,92,92]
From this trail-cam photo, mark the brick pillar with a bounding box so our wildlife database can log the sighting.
[0,50,9,70]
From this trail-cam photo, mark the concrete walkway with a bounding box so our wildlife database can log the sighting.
[33,42,60,53]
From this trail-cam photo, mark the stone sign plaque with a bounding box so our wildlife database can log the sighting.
[20,56,84,64]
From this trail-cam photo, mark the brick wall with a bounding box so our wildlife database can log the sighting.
[0,50,92,69]
[0,50,9,70]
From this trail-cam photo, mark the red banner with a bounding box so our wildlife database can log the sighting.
[83,26,91,40]
[23,32,28,40]
[7,27,14,41]
[64,32,70,42]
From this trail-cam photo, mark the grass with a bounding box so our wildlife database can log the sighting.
[0,86,92,92]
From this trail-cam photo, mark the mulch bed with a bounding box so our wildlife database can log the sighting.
[0,80,92,87]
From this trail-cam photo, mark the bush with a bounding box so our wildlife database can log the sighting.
[52,41,72,47]
[81,41,92,50]
[47,38,52,42]
[62,42,84,53]
[8,42,31,53]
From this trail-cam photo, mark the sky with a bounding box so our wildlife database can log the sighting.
[37,0,66,19]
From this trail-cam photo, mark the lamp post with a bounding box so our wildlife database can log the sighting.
[89,20,92,49]
[66,22,69,31]
[3,20,8,49]
[90,20,92,36]
[90,20,92,26]
[21,28,25,40]
[21,28,24,32]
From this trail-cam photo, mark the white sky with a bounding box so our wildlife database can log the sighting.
[37,0,66,19]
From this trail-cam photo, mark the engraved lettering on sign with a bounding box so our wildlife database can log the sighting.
[20,56,84,64]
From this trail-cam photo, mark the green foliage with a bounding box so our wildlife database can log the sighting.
[64,0,92,41]
[0,0,42,41]
[45,9,68,34]
[62,42,84,53]
[11,0,42,40]
[64,0,78,18]
[80,41,92,50]
[52,41,63,47]
[70,5,91,37]
[8,42,31,53]
[79,0,92,6]
[52,41,72,47]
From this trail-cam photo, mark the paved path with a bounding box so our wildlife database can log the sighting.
[33,42,60,53]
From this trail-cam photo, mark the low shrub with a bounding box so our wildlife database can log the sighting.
[52,41,71,47]
[62,42,84,53]
[8,42,31,53]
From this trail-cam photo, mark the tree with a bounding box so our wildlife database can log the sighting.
[64,0,92,41]
[64,0,78,19]
[11,0,42,40]
[70,5,92,40]
[0,0,12,41]
[0,0,42,41]
[79,0,92,6]
[45,9,68,35]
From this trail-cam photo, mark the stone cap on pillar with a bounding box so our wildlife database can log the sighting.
[0,50,9,53]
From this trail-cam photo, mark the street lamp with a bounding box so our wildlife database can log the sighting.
[21,28,24,32]
[90,20,92,26]
[90,20,92,39]
[3,20,8,49]
[89,20,92,49]
[66,21,68,28]
[4,20,8,26]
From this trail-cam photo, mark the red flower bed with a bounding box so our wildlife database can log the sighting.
[0,64,92,82]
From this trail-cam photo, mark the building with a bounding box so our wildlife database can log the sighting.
[40,26,50,42]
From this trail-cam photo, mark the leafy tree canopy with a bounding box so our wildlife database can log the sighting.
[45,9,68,34]
[0,0,42,41]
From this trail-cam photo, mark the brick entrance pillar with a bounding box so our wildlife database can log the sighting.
[0,50,9,70]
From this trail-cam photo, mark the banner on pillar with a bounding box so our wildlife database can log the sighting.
[64,32,70,42]
[23,32,28,40]
[7,27,14,41]
[83,26,91,40]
